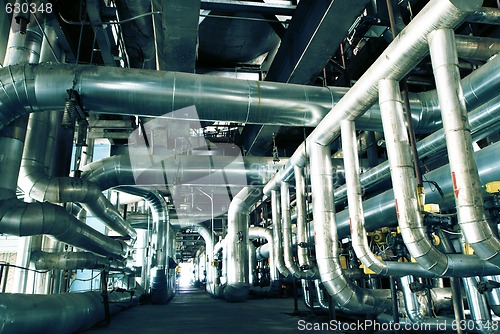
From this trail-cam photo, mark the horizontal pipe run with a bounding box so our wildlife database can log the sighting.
[263,0,484,195]
[0,291,137,334]
[0,199,128,259]
[30,250,125,270]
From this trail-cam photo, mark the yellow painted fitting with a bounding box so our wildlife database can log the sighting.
[423,203,440,213]
[416,186,426,209]
[432,234,440,246]
[339,255,348,269]
[464,244,475,255]
[486,181,500,194]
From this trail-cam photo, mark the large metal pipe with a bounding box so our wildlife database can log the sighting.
[19,111,137,239]
[454,35,500,61]
[249,226,276,281]
[223,187,261,302]
[463,277,492,332]
[0,35,496,135]
[294,165,318,278]
[309,142,391,314]
[334,93,500,203]
[263,0,483,195]
[0,290,137,334]
[378,79,499,277]
[341,119,431,277]
[335,141,500,246]
[0,199,128,259]
[428,29,500,268]
[118,187,171,303]
[280,181,305,278]
[271,190,290,278]
[31,250,125,270]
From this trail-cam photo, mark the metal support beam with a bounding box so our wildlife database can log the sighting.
[87,0,118,66]
[200,0,296,16]
[152,0,200,72]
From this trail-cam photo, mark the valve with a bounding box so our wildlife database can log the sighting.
[477,280,500,294]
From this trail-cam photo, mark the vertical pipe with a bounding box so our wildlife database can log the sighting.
[463,277,492,332]
[271,190,290,277]
[309,142,391,313]
[378,79,448,275]
[281,181,302,278]
[428,29,500,267]
[294,165,317,278]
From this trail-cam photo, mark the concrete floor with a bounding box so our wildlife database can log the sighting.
[83,286,332,334]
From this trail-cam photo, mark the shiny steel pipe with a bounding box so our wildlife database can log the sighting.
[0,199,128,259]
[455,35,500,61]
[249,226,276,281]
[429,29,500,268]
[194,224,214,285]
[341,120,431,277]
[294,166,318,278]
[281,181,305,278]
[263,0,483,195]
[379,79,448,275]
[224,186,261,302]
[20,111,136,239]
[463,277,492,332]
[271,190,290,277]
[31,250,125,270]
[467,7,500,25]
[334,93,500,204]
[0,291,137,334]
[309,142,391,314]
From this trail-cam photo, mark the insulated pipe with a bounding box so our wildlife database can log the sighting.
[193,224,214,286]
[309,142,391,314]
[30,250,125,270]
[454,35,500,61]
[0,199,128,259]
[428,29,500,268]
[118,187,171,303]
[467,7,500,25]
[0,43,496,135]
[341,119,431,277]
[271,190,290,278]
[0,290,137,334]
[335,141,500,253]
[334,93,500,204]
[294,165,318,278]
[249,226,276,281]
[224,187,261,302]
[379,79,448,276]
[463,277,492,332]
[377,79,497,278]
[81,154,285,189]
[398,276,453,325]
[281,181,304,278]
[212,238,225,297]
[19,110,136,239]
[263,0,483,195]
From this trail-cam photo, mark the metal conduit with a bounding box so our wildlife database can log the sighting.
[309,142,391,314]
[0,290,138,334]
[294,165,318,278]
[19,111,137,240]
[192,224,214,286]
[341,119,432,277]
[334,93,500,203]
[429,29,500,268]
[280,181,304,278]
[454,35,500,61]
[263,0,484,195]
[30,250,125,271]
[271,190,290,278]
[467,7,500,25]
[249,226,276,281]
[0,38,496,135]
[118,187,171,303]
[224,186,261,302]
[378,79,500,277]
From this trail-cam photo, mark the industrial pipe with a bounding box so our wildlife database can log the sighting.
[428,29,500,268]
[224,187,261,302]
[271,190,290,278]
[249,226,276,281]
[309,142,391,314]
[263,0,483,195]
[31,250,125,270]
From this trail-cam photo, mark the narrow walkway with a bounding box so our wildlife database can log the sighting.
[84,287,328,334]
